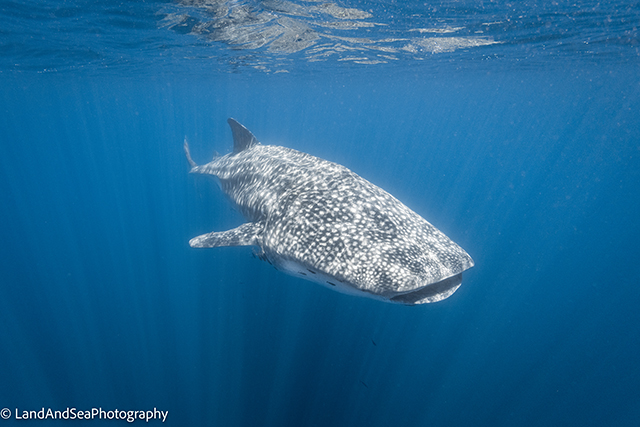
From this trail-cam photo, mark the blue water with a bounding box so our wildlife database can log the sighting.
[1,1,639,426]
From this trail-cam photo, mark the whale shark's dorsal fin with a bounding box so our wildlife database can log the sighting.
[228,118,258,153]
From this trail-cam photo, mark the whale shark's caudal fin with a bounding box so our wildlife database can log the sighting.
[189,222,264,248]
[183,137,197,168]
[228,118,259,153]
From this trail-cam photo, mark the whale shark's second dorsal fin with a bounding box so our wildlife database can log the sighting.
[228,118,258,153]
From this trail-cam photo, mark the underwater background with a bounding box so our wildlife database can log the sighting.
[1,0,639,425]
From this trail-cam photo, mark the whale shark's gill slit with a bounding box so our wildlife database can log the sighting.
[299,272,307,276]
[307,269,316,274]
[327,281,337,287]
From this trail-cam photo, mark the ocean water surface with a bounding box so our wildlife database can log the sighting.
[1,0,639,426]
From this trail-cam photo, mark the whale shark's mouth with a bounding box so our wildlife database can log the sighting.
[390,273,463,305]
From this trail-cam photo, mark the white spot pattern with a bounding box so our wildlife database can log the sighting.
[188,122,474,305]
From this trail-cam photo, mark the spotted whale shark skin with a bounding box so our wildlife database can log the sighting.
[185,118,474,305]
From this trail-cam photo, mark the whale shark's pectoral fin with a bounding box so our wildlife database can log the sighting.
[189,222,263,248]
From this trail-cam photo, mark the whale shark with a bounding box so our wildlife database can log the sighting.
[185,118,474,305]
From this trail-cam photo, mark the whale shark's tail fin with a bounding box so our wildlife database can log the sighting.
[183,137,197,168]
[228,118,259,153]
